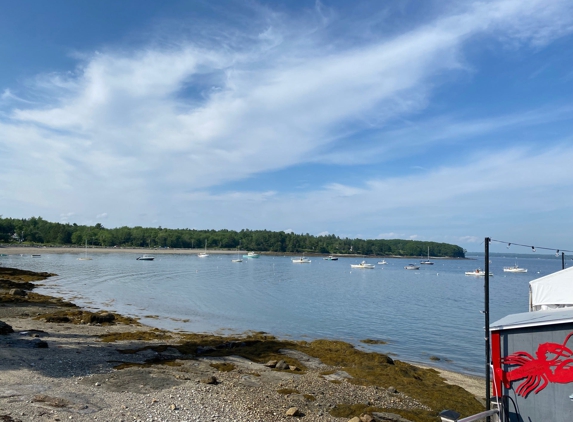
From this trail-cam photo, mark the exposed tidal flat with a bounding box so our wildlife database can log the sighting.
[0,266,486,422]
[0,249,562,376]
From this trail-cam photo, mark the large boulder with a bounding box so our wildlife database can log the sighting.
[0,320,14,335]
[89,313,115,324]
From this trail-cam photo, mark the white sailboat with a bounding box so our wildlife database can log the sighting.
[77,239,92,261]
[420,247,433,265]
[198,240,209,258]
[232,246,242,262]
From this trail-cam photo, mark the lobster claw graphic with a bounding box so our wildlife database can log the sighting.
[501,332,573,398]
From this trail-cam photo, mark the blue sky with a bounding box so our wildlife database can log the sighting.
[1,0,572,252]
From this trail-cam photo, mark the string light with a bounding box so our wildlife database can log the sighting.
[489,239,573,255]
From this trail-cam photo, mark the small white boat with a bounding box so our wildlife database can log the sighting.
[243,252,260,258]
[351,261,375,269]
[323,256,338,261]
[404,264,420,270]
[137,255,155,261]
[503,264,527,273]
[420,247,433,265]
[198,241,209,258]
[378,260,388,265]
[465,269,493,276]
[78,239,92,261]
[292,257,311,263]
[232,247,242,262]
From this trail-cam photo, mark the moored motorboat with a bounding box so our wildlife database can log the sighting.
[351,261,375,269]
[137,255,155,261]
[503,264,527,273]
[243,252,260,258]
[323,256,338,261]
[378,260,388,265]
[292,257,311,263]
[465,268,493,276]
[404,264,420,270]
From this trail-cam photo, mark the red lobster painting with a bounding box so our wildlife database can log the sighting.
[499,332,573,397]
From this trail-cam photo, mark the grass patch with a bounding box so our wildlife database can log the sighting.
[360,339,387,345]
[277,388,300,395]
[210,362,236,372]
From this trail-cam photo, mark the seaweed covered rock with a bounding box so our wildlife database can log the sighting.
[89,312,115,324]
[9,288,26,296]
[0,320,14,335]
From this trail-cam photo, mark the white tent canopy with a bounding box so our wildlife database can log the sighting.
[529,266,573,311]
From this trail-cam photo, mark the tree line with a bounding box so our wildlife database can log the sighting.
[0,216,465,258]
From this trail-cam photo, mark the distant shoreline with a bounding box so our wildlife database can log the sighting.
[0,245,469,259]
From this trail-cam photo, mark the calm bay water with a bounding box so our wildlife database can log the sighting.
[1,252,565,376]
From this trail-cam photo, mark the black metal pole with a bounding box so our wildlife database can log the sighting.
[562,252,565,270]
[485,237,491,417]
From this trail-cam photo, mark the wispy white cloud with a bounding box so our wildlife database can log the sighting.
[1,89,37,104]
[0,0,571,241]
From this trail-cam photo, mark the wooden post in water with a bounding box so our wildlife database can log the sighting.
[562,252,565,270]
[484,237,491,419]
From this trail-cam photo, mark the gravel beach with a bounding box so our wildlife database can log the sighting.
[0,266,485,422]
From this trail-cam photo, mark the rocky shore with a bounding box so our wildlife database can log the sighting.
[0,266,484,422]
